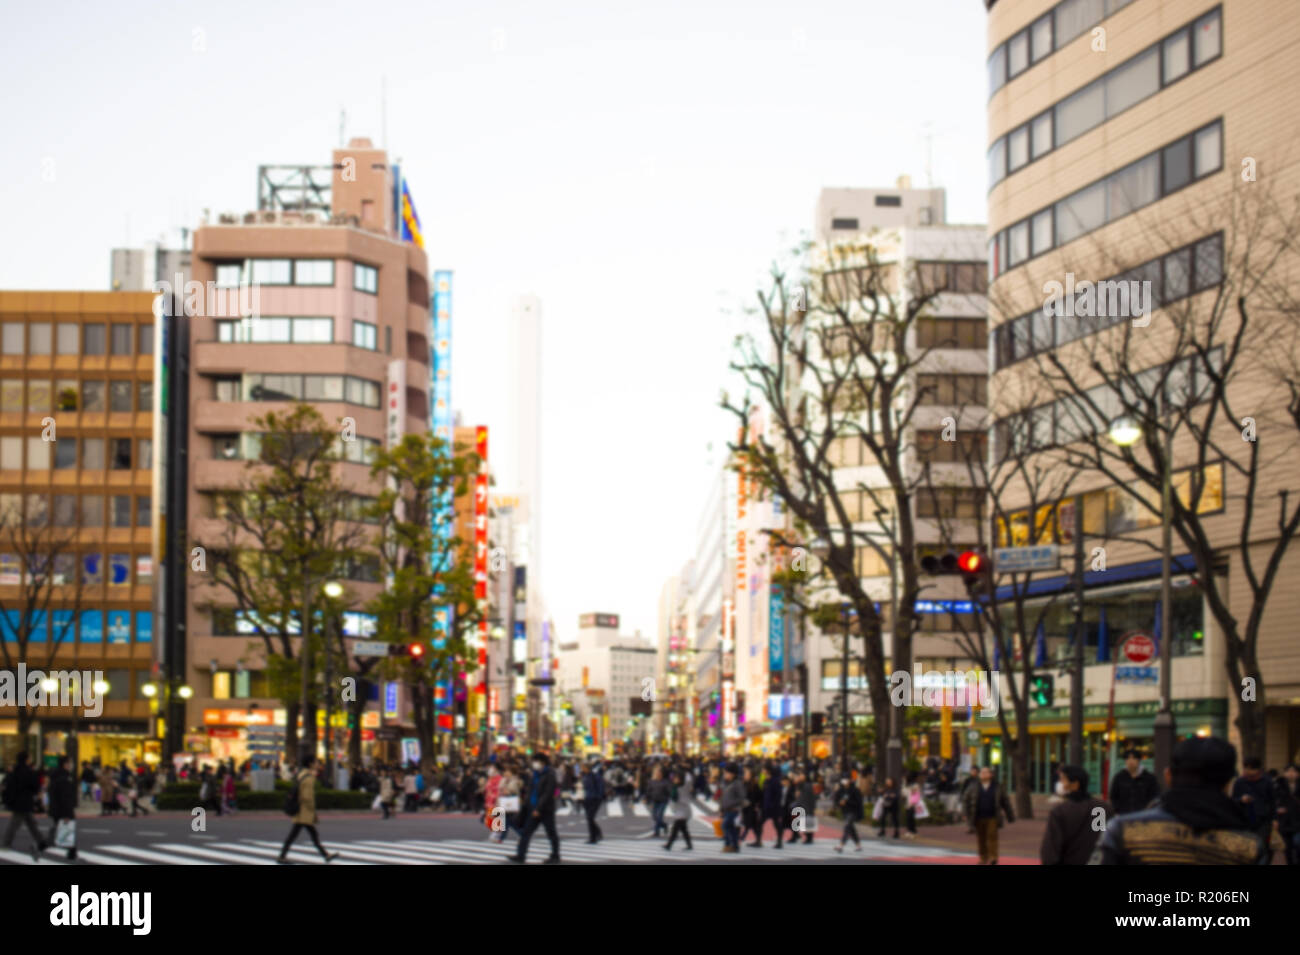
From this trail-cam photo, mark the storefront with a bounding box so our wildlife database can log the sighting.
[975,698,1228,794]
[39,720,152,768]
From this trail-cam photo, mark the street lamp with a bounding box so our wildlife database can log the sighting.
[1109,412,1175,784]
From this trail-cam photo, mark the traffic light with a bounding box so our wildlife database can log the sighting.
[957,550,991,594]
[920,552,960,575]
[390,642,426,662]
[1030,673,1054,707]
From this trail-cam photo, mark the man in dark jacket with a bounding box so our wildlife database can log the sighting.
[1096,736,1267,865]
[580,762,605,844]
[2,752,47,860]
[833,777,865,852]
[509,752,560,864]
[760,766,785,849]
[1274,763,1299,865]
[47,756,78,861]
[962,767,1014,864]
[792,772,817,844]
[1230,756,1276,863]
[1040,765,1113,865]
[1110,750,1160,815]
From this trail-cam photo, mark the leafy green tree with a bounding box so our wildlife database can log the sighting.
[366,433,483,772]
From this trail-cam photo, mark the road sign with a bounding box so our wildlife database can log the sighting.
[992,545,1059,573]
[1121,633,1157,664]
[966,729,981,744]
[351,640,390,658]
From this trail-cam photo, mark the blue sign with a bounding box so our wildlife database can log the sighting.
[384,682,399,719]
[1116,665,1159,685]
[79,610,103,644]
[915,600,975,615]
[136,611,153,643]
[107,610,131,644]
[769,587,785,674]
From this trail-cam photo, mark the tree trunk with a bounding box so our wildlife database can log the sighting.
[412,683,436,775]
[302,700,318,758]
[1236,658,1267,761]
[284,700,300,766]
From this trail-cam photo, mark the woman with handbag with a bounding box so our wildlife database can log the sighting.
[47,756,78,861]
[495,766,524,844]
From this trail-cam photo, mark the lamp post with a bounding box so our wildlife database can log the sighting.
[322,580,344,784]
[874,507,903,791]
[1108,412,1175,783]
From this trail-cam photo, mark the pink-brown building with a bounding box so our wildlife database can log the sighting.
[182,138,431,764]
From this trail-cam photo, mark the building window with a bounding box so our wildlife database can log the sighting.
[1193,9,1221,66]
[874,196,902,208]
[110,323,133,355]
[216,317,333,343]
[353,263,378,294]
[27,380,51,413]
[293,260,335,286]
[213,377,240,402]
[82,438,105,469]
[831,217,860,230]
[214,263,242,288]
[82,381,105,412]
[250,259,292,285]
[52,495,77,527]
[54,440,76,470]
[352,321,378,350]
[81,496,103,528]
[110,496,132,529]
[109,380,133,413]
[1,323,22,354]
[212,434,240,460]
[384,326,392,355]
[136,495,151,527]
[110,438,132,470]
[138,325,154,355]
[137,439,152,469]
[56,323,79,355]
[138,381,152,411]
[25,438,49,470]
[83,324,106,355]
[28,323,51,355]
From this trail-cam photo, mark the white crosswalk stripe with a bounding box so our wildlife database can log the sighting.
[630,802,650,817]
[604,800,623,817]
[0,832,972,865]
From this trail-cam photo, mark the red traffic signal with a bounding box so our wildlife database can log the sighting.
[408,642,425,659]
[957,551,984,575]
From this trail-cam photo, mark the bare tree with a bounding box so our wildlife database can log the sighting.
[1012,182,1300,760]
[0,494,84,749]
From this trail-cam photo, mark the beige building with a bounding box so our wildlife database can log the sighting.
[985,0,1300,775]
[0,292,157,767]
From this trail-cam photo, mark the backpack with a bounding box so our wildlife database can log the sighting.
[283,775,302,816]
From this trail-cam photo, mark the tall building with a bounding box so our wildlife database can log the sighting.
[110,237,192,293]
[802,184,988,758]
[182,137,432,764]
[984,0,1300,775]
[554,613,656,753]
[690,461,729,752]
[0,293,157,767]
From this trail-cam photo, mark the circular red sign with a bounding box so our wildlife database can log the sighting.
[1122,633,1156,664]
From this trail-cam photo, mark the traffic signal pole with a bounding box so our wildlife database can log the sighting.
[1069,495,1085,766]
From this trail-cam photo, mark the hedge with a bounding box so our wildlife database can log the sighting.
[154,781,370,811]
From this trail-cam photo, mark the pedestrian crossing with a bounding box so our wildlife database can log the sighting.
[551,797,715,819]
[2,834,970,866]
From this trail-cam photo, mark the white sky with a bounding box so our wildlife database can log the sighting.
[0,0,989,640]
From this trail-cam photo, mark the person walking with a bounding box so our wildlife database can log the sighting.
[1098,736,1267,864]
[495,765,524,844]
[483,763,503,836]
[759,766,785,849]
[277,755,339,864]
[78,762,95,803]
[792,771,817,844]
[46,755,78,862]
[2,752,47,861]
[719,763,745,853]
[1040,766,1113,865]
[663,771,693,851]
[1273,763,1299,865]
[1109,750,1160,815]
[127,770,151,817]
[403,769,419,813]
[963,766,1015,864]
[876,778,901,839]
[98,764,118,817]
[902,774,922,840]
[580,761,605,844]
[739,767,762,846]
[1231,756,1277,864]
[833,775,864,853]
[509,752,561,864]
[379,770,396,820]
[647,765,670,839]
